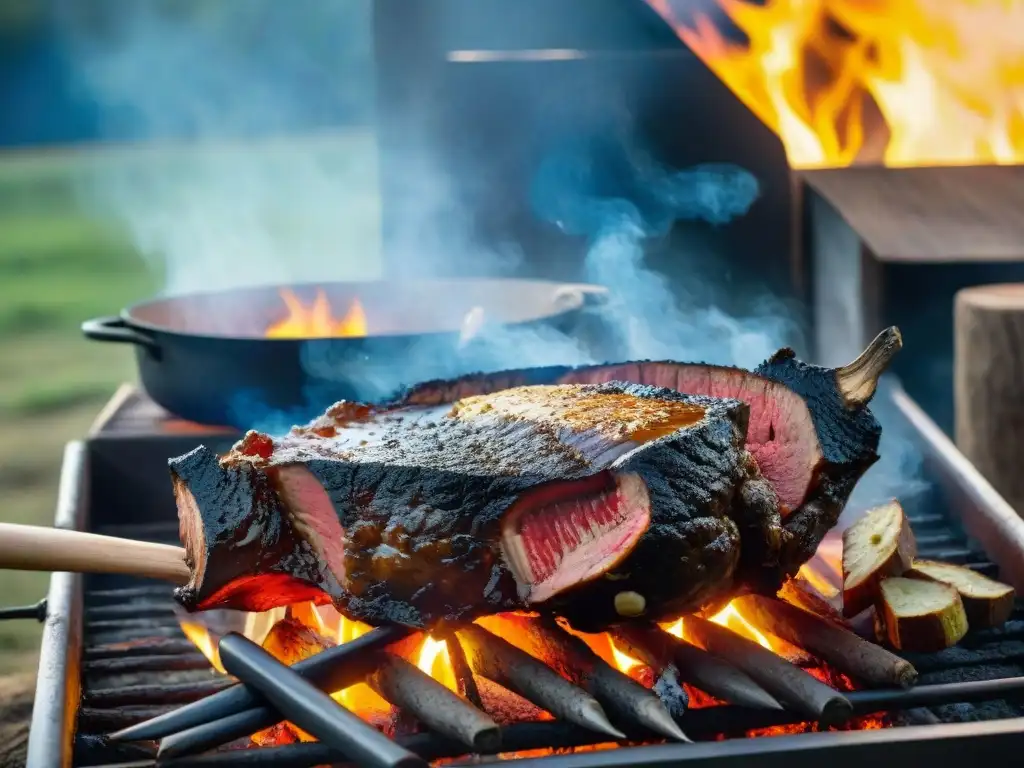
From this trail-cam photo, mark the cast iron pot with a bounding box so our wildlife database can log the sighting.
[82,278,609,428]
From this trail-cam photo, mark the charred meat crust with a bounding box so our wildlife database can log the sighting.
[169,445,341,612]
[172,382,767,630]
[298,383,752,629]
[394,354,884,592]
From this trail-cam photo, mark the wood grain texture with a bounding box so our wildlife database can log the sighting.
[0,669,35,768]
[800,166,1024,263]
[955,284,1024,517]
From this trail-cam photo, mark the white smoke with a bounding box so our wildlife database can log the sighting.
[59,2,929,511]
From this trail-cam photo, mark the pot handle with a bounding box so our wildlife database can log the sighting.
[82,316,161,357]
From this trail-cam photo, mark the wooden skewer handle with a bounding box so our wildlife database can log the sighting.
[0,523,190,584]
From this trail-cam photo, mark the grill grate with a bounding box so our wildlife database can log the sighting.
[24,386,1024,767]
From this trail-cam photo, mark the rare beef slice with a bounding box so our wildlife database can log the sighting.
[170,381,780,630]
[399,327,902,596]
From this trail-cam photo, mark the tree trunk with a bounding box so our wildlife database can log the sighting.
[955,284,1024,516]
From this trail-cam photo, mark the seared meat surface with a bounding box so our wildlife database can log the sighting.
[170,329,899,630]
[171,381,779,630]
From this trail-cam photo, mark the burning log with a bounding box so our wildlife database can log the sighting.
[217,633,426,768]
[610,624,782,710]
[456,623,626,738]
[442,633,484,711]
[778,579,851,629]
[110,624,410,743]
[528,619,689,742]
[683,615,853,725]
[731,595,918,689]
[366,652,501,752]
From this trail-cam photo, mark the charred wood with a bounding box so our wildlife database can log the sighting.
[217,633,426,768]
[366,652,501,752]
[529,619,689,742]
[109,624,411,742]
[457,623,624,738]
[733,595,918,688]
[683,615,852,725]
[441,632,484,711]
[611,624,781,711]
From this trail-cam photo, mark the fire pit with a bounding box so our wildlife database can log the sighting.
[21,374,1024,767]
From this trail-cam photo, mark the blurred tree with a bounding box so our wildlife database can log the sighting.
[0,0,374,147]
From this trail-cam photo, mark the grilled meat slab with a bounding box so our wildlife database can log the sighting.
[171,381,779,630]
[399,328,902,597]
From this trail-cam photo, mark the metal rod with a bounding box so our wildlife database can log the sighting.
[0,598,47,621]
[84,679,235,708]
[84,653,213,675]
[155,673,1024,763]
[109,624,411,742]
[85,638,200,660]
[732,595,918,688]
[367,652,501,752]
[457,623,625,739]
[611,624,781,711]
[683,615,852,726]
[217,633,426,768]
[530,619,690,743]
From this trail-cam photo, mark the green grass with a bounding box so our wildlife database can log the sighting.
[0,131,379,666]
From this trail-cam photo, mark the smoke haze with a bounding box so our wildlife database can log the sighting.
[59,1,928,515]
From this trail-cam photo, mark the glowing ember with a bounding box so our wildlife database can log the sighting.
[647,0,1024,168]
[176,539,881,748]
[265,288,368,339]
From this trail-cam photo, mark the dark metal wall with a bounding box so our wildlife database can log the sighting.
[373,0,800,326]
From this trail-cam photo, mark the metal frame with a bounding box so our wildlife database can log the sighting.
[26,442,88,767]
[27,390,1024,767]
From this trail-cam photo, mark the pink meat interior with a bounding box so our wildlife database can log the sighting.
[501,472,650,604]
[274,464,348,587]
[560,364,821,512]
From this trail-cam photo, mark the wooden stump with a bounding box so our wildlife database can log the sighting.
[955,284,1024,516]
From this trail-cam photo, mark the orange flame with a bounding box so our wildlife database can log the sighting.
[265,288,368,339]
[648,0,1024,168]
[177,541,867,746]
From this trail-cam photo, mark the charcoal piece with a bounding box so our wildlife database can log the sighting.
[651,666,688,720]
[366,652,501,752]
[110,624,408,743]
[443,632,484,710]
[611,624,781,710]
[733,595,918,688]
[457,623,624,738]
[217,633,425,768]
[684,615,852,725]
[529,619,689,742]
